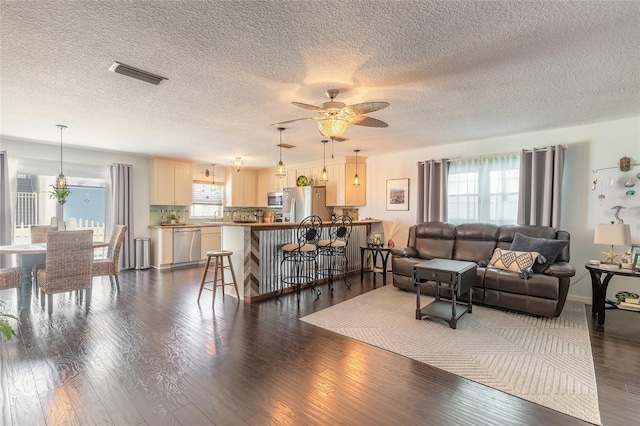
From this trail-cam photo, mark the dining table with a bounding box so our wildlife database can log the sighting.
[0,241,109,309]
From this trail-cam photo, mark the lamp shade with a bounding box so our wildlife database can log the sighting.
[594,223,631,246]
[318,119,348,138]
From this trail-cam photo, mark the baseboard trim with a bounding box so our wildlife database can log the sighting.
[567,294,591,305]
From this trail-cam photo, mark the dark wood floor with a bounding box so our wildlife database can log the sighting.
[1,267,638,426]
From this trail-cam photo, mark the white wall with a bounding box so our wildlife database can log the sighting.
[361,116,640,300]
[1,137,152,239]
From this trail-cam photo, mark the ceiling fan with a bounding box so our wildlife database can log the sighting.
[272,89,389,138]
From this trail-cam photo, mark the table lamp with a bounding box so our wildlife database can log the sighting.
[594,223,631,264]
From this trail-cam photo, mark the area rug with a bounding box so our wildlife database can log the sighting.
[300,285,601,425]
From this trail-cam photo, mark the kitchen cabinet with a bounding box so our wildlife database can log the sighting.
[200,227,222,259]
[150,227,173,269]
[325,162,366,206]
[225,168,257,207]
[257,173,284,206]
[149,158,193,206]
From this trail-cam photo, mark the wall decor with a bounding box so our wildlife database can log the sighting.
[631,246,640,267]
[386,178,409,211]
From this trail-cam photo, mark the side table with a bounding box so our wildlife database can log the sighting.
[585,263,640,325]
[413,259,477,329]
[360,245,392,286]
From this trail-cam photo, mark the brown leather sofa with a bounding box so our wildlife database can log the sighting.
[391,222,576,317]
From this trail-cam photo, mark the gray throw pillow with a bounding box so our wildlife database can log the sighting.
[509,232,568,273]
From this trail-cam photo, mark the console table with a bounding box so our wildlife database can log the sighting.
[585,262,640,325]
[413,259,477,329]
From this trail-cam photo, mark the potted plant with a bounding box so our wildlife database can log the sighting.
[48,184,71,204]
[0,313,19,340]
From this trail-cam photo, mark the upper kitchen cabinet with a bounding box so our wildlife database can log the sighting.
[149,158,193,206]
[325,159,366,207]
[257,172,284,206]
[225,168,257,207]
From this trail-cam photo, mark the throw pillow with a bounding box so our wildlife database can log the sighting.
[488,248,539,273]
[510,232,569,273]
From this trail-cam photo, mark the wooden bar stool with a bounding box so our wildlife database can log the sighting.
[197,250,239,306]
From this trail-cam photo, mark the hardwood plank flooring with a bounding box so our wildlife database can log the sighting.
[0,265,638,425]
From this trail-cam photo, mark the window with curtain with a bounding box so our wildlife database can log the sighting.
[447,154,520,225]
[189,183,224,218]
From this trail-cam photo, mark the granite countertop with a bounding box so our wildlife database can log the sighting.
[148,219,380,229]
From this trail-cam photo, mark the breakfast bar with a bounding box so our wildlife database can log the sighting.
[222,220,379,302]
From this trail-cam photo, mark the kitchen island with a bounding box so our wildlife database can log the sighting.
[222,220,381,302]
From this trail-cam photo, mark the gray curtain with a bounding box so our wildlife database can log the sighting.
[0,152,12,267]
[109,163,134,269]
[416,159,448,223]
[517,145,564,228]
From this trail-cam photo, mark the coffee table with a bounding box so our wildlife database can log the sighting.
[413,259,477,329]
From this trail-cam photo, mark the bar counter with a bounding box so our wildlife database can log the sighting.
[221,220,381,302]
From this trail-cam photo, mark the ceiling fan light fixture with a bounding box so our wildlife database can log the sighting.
[318,118,348,138]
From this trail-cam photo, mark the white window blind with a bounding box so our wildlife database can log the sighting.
[192,183,223,205]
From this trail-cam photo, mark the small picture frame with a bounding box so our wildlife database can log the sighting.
[633,253,640,273]
[631,245,640,260]
[386,178,409,211]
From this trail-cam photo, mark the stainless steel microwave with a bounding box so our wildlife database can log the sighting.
[267,192,283,207]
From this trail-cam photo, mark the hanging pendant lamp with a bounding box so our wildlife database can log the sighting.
[353,149,361,187]
[275,127,286,178]
[320,140,329,183]
[55,124,68,190]
[233,157,243,172]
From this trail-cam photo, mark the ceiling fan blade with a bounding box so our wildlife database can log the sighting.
[292,102,324,111]
[271,117,316,126]
[345,102,390,114]
[349,116,389,127]
[331,136,348,142]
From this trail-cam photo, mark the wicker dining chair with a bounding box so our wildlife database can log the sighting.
[37,230,94,315]
[30,225,50,243]
[92,225,127,288]
[30,225,50,289]
[0,266,22,311]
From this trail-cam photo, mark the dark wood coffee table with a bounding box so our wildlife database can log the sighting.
[413,259,477,329]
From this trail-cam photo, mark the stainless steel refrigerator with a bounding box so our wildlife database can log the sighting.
[282,186,332,223]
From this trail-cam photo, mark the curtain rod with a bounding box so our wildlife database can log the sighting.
[417,145,566,165]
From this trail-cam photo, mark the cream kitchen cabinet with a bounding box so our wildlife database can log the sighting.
[200,227,221,259]
[257,172,284,206]
[150,227,173,269]
[149,158,193,206]
[225,168,257,207]
[325,162,366,206]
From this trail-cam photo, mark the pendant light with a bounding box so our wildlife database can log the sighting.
[320,140,329,183]
[55,124,68,190]
[353,149,361,187]
[275,127,286,178]
[233,157,243,172]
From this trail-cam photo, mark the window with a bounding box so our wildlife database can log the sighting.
[189,183,224,219]
[447,154,520,225]
[14,158,108,243]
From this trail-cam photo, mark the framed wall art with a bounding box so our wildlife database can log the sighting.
[386,178,409,211]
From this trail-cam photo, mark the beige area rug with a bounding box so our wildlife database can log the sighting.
[300,286,601,425]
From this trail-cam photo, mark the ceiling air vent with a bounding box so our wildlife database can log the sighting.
[108,62,168,85]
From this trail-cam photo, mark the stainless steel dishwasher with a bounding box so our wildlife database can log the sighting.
[172,227,201,267]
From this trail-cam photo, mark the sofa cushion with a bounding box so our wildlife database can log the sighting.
[489,248,539,273]
[453,223,498,262]
[413,222,455,259]
[509,232,569,273]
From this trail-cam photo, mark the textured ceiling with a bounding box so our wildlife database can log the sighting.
[1,1,639,167]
